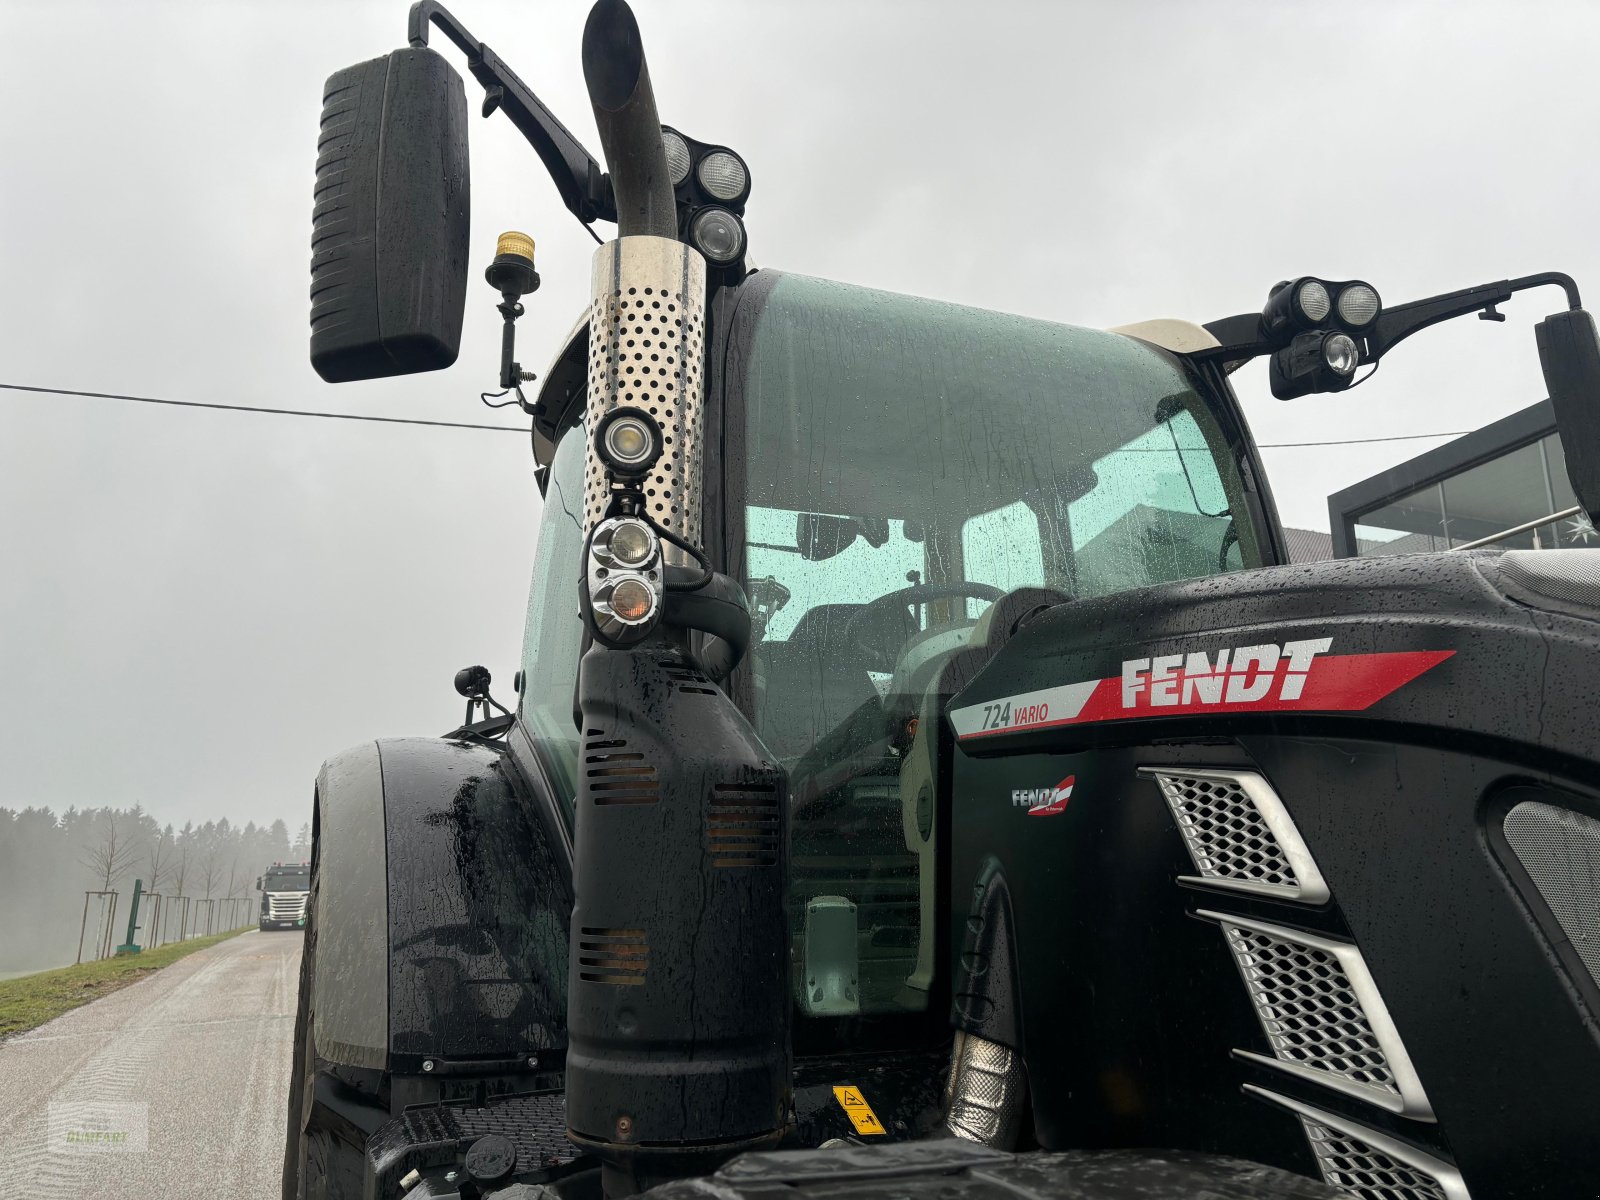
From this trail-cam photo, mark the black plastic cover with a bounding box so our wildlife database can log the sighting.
[310,48,470,382]
[567,644,789,1157]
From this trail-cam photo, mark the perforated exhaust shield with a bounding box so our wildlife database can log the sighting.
[584,236,707,563]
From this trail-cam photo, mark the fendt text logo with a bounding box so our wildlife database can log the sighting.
[1012,775,1074,817]
[948,636,1454,741]
[1121,638,1332,709]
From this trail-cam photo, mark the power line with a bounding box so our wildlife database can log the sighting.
[3,380,1472,449]
[1258,430,1470,449]
[0,382,529,434]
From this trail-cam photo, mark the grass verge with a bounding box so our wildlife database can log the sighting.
[0,927,254,1041]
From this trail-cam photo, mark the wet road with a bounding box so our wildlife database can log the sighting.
[0,930,302,1200]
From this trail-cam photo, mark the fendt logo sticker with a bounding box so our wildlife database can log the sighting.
[950,638,1453,741]
[1012,775,1074,816]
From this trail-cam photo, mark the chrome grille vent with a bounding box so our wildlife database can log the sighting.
[1141,767,1328,903]
[1203,911,1432,1119]
[1246,1087,1468,1200]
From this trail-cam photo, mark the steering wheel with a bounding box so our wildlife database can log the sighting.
[845,582,1005,673]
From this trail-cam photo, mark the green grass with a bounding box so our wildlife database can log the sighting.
[0,927,254,1040]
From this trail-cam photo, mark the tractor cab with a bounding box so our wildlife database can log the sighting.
[518,266,1275,1039]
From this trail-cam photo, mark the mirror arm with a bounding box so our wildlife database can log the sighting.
[408,1,617,227]
[1367,273,1582,360]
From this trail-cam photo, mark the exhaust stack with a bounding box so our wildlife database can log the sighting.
[582,0,677,240]
[565,4,790,1195]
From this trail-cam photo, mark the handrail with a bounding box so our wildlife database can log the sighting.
[1449,505,1582,551]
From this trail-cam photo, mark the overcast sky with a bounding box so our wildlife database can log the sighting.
[4,0,1599,835]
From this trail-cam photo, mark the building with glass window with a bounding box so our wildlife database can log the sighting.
[1327,399,1597,557]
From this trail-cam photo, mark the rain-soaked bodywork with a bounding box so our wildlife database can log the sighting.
[288,3,1600,1198]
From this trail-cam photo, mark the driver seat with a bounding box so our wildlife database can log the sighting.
[755,602,917,763]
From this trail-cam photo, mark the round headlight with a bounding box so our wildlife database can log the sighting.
[1336,283,1381,327]
[690,207,746,265]
[608,519,654,566]
[1323,332,1360,375]
[1296,280,1332,322]
[601,414,657,470]
[696,150,748,202]
[662,129,691,186]
[609,578,656,624]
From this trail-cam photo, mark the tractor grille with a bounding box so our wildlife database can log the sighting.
[1304,1120,1447,1200]
[1245,1087,1468,1200]
[1141,768,1328,904]
[267,893,307,920]
[1203,911,1432,1118]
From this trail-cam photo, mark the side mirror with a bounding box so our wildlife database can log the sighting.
[1536,308,1600,524]
[796,513,860,562]
[310,48,471,383]
[254,876,262,891]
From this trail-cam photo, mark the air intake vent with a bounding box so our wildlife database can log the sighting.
[584,730,660,805]
[1142,767,1329,904]
[577,927,648,986]
[1201,910,1433,1119]
[1245,1087,1468,1200]
[1502,799,1600,992]
[708,781,780,868]
[665,665,718,696]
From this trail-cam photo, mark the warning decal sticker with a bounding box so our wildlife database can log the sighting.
[949,638,1453,741]
[832,1085,888,1135]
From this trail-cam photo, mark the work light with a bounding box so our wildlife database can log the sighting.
[1323,332,1360,375]
[662,127,691,186]
[689,206,746,265]
[1336,282,1382,328]
[1296,279,1331,322]
[696,150,749,203]
[595,406,663,478]
[1270,329,1363,399]
[593,517,659,570]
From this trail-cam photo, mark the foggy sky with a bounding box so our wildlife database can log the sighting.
[4,0,1599,835]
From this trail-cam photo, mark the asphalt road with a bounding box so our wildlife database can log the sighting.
[0,929,302,1200]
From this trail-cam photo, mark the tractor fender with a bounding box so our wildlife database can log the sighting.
[311,736,572,1075]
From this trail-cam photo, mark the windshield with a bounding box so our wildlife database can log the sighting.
[519,427,588,803]
[264,875,309,892]
[737,273,1263,1019]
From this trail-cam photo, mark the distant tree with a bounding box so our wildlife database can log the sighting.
[172,822,193,898]
[268,819,292,864]
[197,822,223,901]
[79,810,140,892]
[292,822,313,860]
[147,825,174,895]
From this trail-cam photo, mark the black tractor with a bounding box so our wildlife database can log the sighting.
[285,4,1600,1197]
